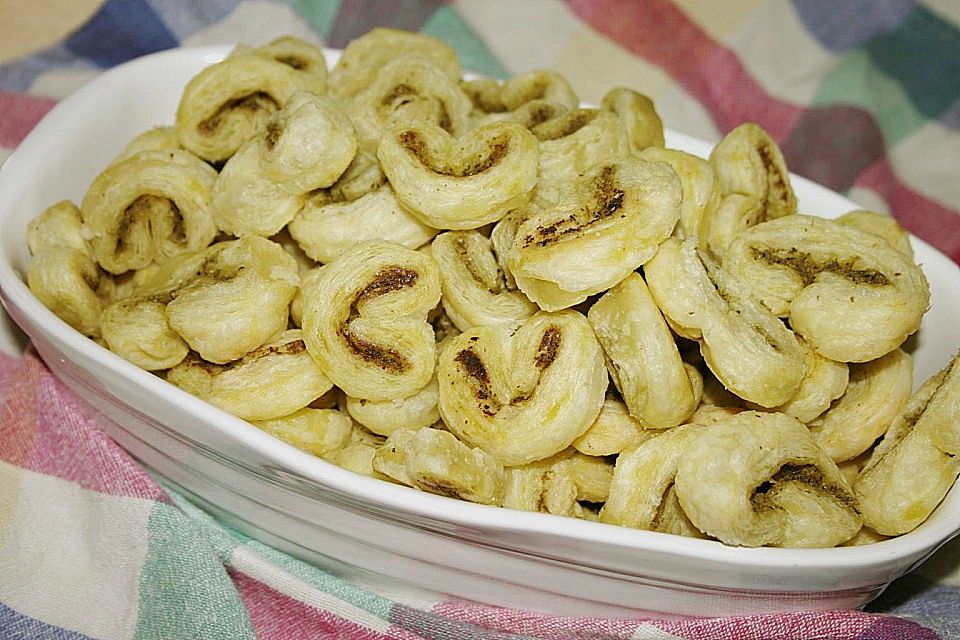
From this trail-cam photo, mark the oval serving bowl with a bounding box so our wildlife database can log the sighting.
[2,46,960,619]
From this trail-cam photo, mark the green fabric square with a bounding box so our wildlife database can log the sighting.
[812,48,925,146]
[421,6,509,79]
[134,503,256,640]
[284,0,342,40]
[242,539,395,620]
[865,5,960,120]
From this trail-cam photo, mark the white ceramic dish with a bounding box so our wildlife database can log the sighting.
[2,46,960,619]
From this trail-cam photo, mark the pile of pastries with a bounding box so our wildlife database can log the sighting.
[26,29,960,548]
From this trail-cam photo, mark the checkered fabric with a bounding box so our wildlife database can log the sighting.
[1,2,958,638]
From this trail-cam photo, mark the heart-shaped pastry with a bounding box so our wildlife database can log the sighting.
[301,240,441,401]
[437,310,607,466]
[723,214,930,362]
[378,120,539,230]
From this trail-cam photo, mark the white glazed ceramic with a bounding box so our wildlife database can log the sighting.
[2,46,960,619]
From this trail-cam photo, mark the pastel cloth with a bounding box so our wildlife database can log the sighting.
[0,1,958,639]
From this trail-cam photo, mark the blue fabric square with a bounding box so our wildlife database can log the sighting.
[63,0,179,68]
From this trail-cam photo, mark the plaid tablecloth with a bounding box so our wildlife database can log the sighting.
[1,1,959,639]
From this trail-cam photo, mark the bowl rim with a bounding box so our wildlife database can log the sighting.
[2,43,960,579]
